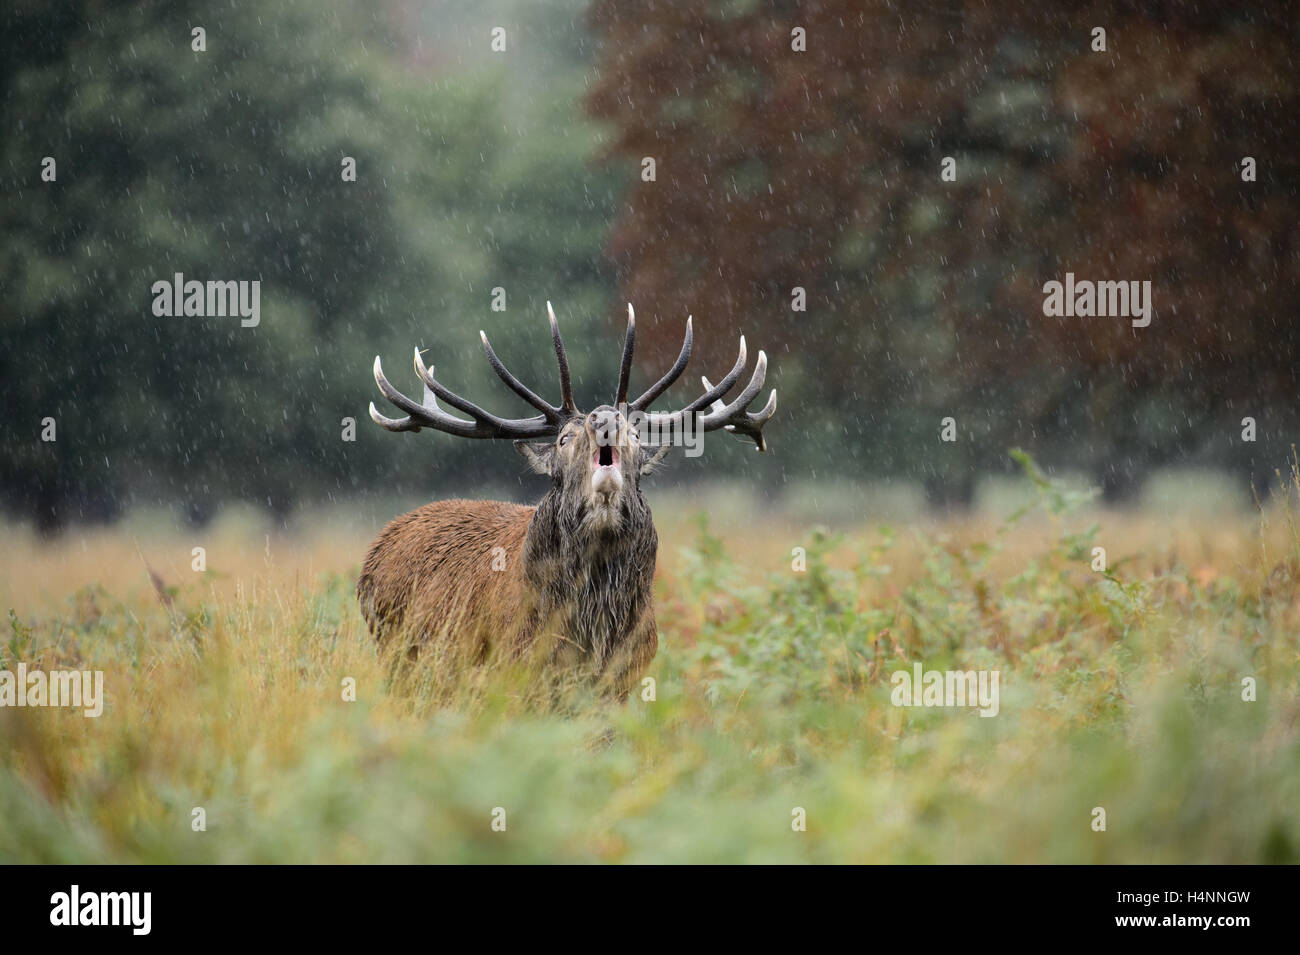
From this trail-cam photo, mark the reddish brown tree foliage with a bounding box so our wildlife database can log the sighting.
[587,0,1300,497]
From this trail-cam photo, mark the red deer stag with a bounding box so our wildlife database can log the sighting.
[357,303,776,697]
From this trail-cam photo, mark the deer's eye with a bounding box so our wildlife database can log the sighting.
[559,432,573,446]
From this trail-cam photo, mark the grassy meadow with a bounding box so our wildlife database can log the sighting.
[2,458,1298,863]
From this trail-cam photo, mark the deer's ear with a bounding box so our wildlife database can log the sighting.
[640,444,673,476]
[515,440,556,475]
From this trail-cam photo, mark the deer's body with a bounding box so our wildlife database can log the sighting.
[358,499,533,653]
[358,493,659,695]
[359,302,774,697]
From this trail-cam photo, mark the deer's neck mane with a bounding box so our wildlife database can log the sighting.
[522,487,658,668]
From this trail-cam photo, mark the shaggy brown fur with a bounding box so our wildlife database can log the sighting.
[358,409,662,698]
[357,499,534,655]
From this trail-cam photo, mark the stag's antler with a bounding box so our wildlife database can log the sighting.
[370,301,777,450]
[625,313,777,452]
[628,308,693,412]
[368,302,577,439]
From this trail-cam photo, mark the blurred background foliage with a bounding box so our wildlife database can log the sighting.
[2,0,1298,530]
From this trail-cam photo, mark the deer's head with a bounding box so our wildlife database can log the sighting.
[369,303,777,529]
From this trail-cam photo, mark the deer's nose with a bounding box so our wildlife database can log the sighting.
[588,408,624,444]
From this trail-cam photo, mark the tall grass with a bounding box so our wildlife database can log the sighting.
[1,460,1297,862]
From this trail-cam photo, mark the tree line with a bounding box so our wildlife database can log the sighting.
[4,0,1297,531]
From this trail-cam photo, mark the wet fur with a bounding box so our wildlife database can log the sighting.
[357,407,661,697]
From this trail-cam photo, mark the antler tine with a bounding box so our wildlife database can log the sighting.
[371,356,477,437]
[630,317,693,411]
[479,330,563,421]
[707,389,777,452]
[742,389,779,447]
[638,337,745,431]
[369,399,426,433]
[368,372,460,434]
[615,303,636,407]
[412,347,558,436]
[412,347,499,422]
[547,301,576,413]
[682,335,748,415]
[368,351,556,441]
[639,335,776,451]
[698,351,778,451]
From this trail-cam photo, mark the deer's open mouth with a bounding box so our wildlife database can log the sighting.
[595,445,618,469]
[590,442,623,502]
